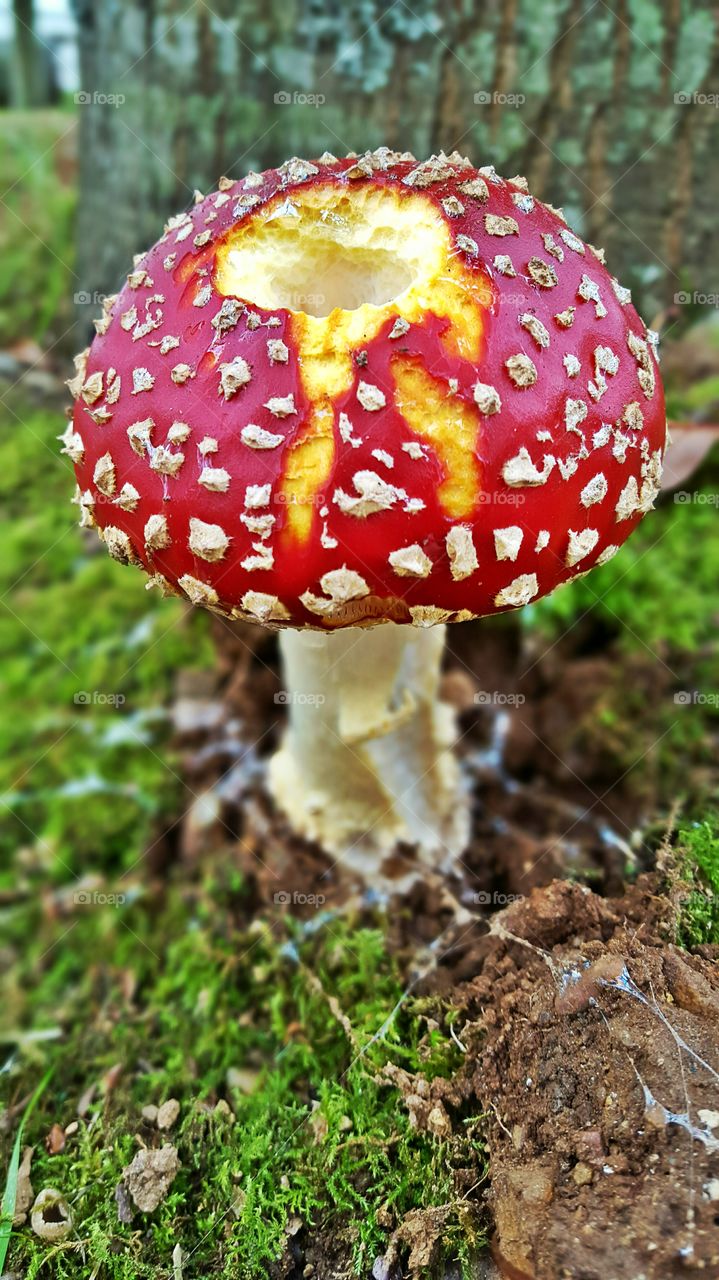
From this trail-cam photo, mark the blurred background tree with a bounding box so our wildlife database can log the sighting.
[11,0,44,106]
[1,0,717,350]
[60,0,719,329]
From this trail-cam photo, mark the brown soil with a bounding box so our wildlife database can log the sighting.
[167,613,719,1278]
[436,880,719,1279]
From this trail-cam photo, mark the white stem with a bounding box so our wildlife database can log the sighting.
[268,623,468,879]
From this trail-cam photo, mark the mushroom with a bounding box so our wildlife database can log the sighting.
[63,150,666,879]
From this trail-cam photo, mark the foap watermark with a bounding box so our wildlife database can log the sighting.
[474,89,526,108]
[675,887,715,906]
[273,491,327,508]
[674,491,719,507]
[674,91,719,108]
[274,690,326,706]
[500,291,548,308]
[477,491,526,507]
[473,890,525,906]
[74,290,111,307]
[274,89,326,109]
[286,291,326,311]
[72,491,119,513]
[74,890,126,907]
[274,890,326,907]
[84,492,114,505]
[75,90,125,108]
[674,291,719,307]
[674,690,719,708]
[474,690,526,707]
[74,690,126,708]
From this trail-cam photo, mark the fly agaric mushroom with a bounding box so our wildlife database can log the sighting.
[62,149,666,875]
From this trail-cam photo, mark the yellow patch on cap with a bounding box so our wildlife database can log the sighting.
[392,358,480,519]
[215,181,490,544]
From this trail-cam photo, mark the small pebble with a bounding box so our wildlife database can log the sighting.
[157,1098,181,1131]
[226,1067,261,1094]
[115,1180,134,1224]
[123,1144,180,1212]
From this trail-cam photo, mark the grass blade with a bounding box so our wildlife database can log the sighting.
[0,1068,53,1272]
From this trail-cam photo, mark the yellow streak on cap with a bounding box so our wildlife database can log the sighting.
[392,357,480,519]
[215,181,490,543]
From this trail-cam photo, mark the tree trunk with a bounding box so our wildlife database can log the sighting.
[67,0,719,337]
[11,0,44,107]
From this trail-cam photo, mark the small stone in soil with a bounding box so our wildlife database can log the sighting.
[122,1144,180,1212]
[156,1098,181,1130]
[115,1180,134,1224]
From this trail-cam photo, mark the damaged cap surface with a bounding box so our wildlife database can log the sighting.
[65,150,666,629]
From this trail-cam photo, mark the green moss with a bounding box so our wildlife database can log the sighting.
[0,398,214,877]
[0,384,483,1280]
[670,374,719,415]
[1,872,486,1278]
[676,816,719,948]
[530,477,719,655]
[0,110,77,347]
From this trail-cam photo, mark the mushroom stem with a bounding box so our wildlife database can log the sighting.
[269,622,468,878]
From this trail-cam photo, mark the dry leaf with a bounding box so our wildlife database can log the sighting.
[12,1145,34,1225]
[660,423,719,492]
[45,1123,66,1155]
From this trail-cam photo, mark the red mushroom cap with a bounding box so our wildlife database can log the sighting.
[62,149,666,629]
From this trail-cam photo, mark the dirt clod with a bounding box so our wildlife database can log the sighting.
[156,1098,180,1130]
[122,1143,180,1212]
[448,881,719,1279]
